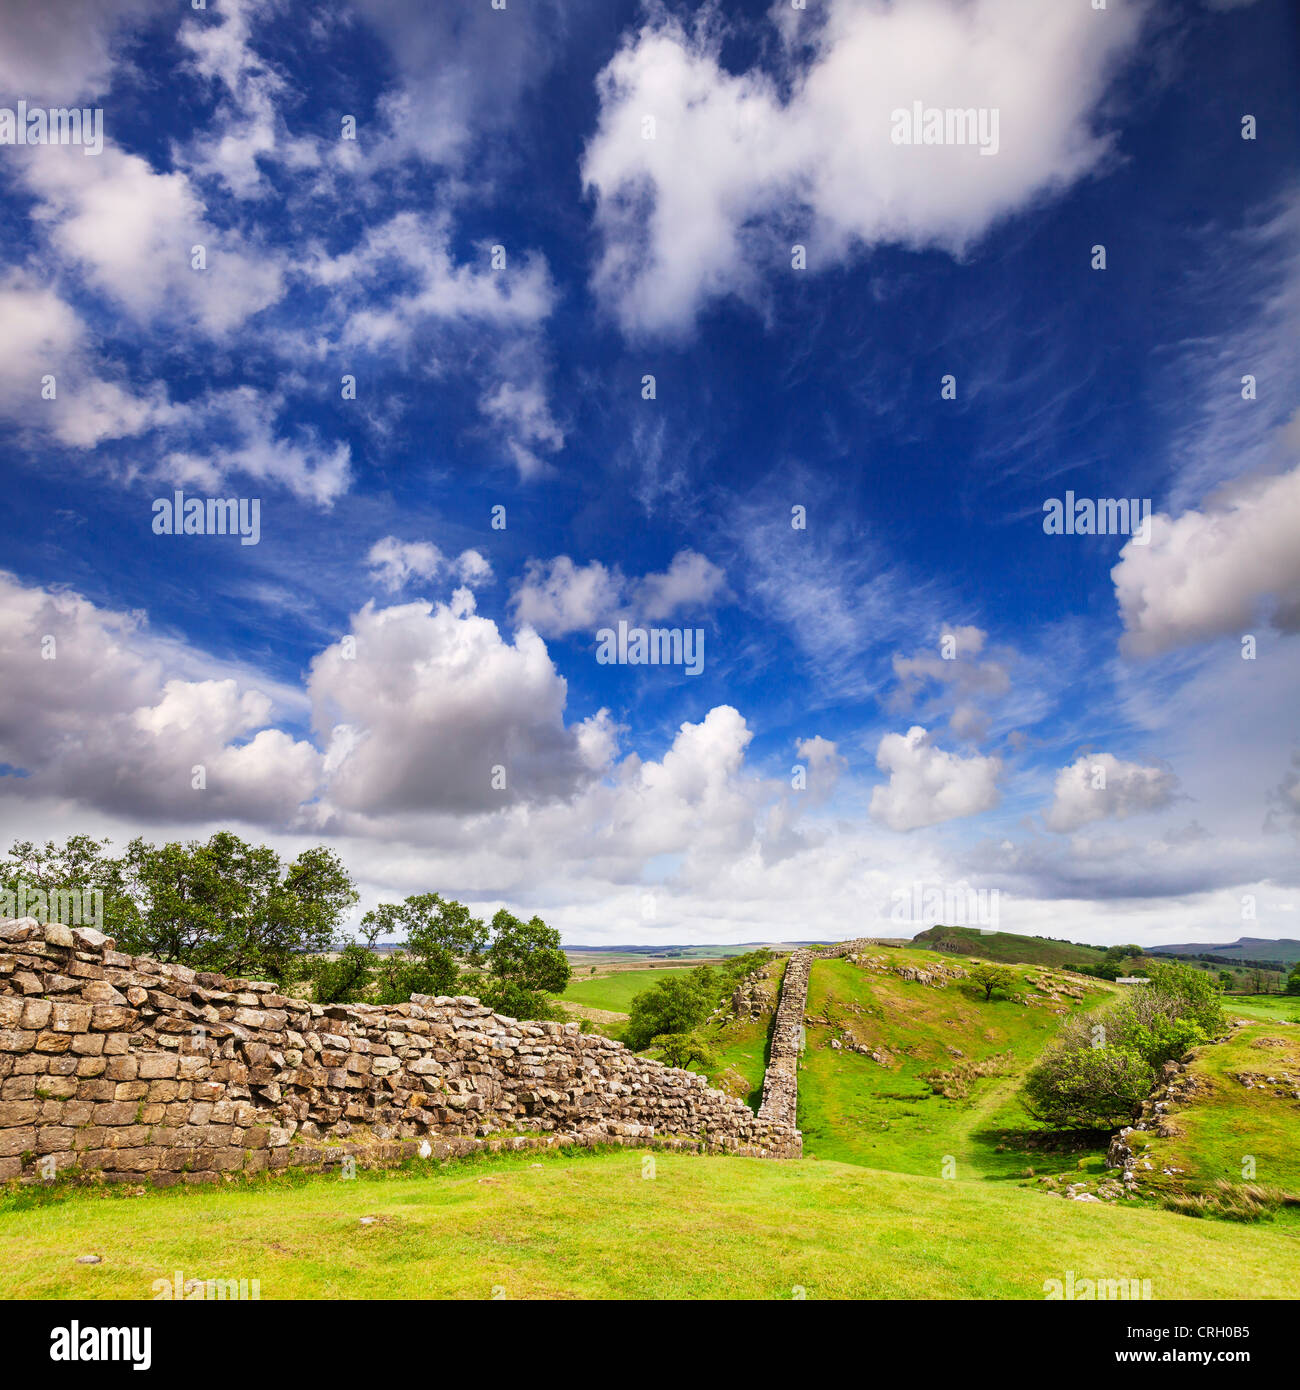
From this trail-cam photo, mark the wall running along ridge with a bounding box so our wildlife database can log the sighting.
[0,919,800,1185]
[758,939,891,1131]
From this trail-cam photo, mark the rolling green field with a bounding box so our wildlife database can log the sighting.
[560,966,688,1013]
[797,951,1116,1180]
[3,1147,1297,1300]
[5,934,1296,1302]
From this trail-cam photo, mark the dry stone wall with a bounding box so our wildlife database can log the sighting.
[756,939,892,1130]
[0,919,800,1185]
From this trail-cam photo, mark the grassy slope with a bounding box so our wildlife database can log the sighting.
[797,951,1116,1180]
[3,1148,1298,1300]
[909,926,1108,969]
[690,957,786,1106]
[704,1022,771,1107]
[1138,1022,1300,1204]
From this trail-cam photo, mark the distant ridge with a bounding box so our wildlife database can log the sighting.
[909,925,1109,969]
[1149,937,1300,966]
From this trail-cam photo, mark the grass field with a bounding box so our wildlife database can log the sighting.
[1137,1021,1300,1210]
[560,966,688,1014]
[1221,995,1300,1024]
[3,1147,1297,1300]
[796,951,1116,1181]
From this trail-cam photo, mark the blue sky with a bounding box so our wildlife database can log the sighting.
[1,0,1298,946]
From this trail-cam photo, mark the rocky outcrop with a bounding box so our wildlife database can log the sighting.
[729,965,776,1021]
[0,919,800,1186]
[1106,1058,1203,1188]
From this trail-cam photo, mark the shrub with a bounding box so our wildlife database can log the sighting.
[1020,959,1227,1129]
[300,942,376,1004]
[1021,1042,1154,1129]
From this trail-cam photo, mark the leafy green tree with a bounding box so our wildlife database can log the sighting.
[1287,963,1300,996]
[300,941,376,1004]
[1139,959,1225,1039]
[364,893,488,1003]
[624,973,713,1050]
[0,835,140,936]
[120,833,356,983]
[1022,1041,1153,1129]
[1105,944,1143,964]
[969,963,1015,1001]
[1021,959,1226,1129]
[657,1031,719,1070]
[478,909,570,1020]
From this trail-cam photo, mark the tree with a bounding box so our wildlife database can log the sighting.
[478,909,570,1021]
[1022,1041,1153,1129]
[121,834,356,983]
[1139,959,1225,1040]
[1286,962,1300,996]
[1218,970,1235,991]
[1020,959,1225,1129]
[624,973,713,1050]
[969,963,1015,1002]
[657,1031,719,1071]
[0,835,140,937]
[363,893,488,1003]
[300,941,376,1004]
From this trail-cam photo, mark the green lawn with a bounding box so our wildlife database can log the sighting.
[3,1148,1297,1300]
[796,953,1115,1181]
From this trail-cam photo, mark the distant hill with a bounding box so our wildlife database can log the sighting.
[909,925,1111,969]
[1149,937,1300,967]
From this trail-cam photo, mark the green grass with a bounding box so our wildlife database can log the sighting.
[796,951,1115,1181]
[1138,1022,1300,1211]
[697,1017,772,1108]
[1220,995,1300,1024]
[560,967,686,1013]
[3,1147,1297,1300]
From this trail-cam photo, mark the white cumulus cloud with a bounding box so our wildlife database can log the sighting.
[1113,459,1300,656]
[510,550,728,637]
[869,726,1002,831]
[1045,752,1180,833]
[582,0,1145,335]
